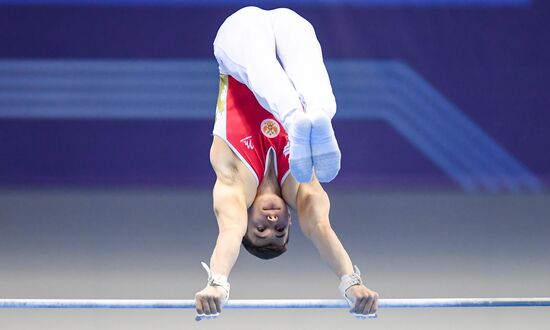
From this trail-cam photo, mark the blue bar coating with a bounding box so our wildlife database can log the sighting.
[0,298,549,309]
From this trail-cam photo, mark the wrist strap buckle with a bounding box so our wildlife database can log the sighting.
[201,262,230,300]
[339,265,363,304]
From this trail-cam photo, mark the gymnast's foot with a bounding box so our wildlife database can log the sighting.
[287,110,313,183]
[310,112,341,182]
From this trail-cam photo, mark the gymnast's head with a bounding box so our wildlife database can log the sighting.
[242,192,291,260]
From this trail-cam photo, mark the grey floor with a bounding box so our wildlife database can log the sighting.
[0,188,549,329]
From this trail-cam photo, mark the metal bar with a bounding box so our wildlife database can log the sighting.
[1,298,549,309]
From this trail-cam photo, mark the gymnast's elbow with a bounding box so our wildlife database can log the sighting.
[212,186,247,237]
[296,190,329,229]
[297,187,331,235]
[303,221,333,241]
[216,222,246,241]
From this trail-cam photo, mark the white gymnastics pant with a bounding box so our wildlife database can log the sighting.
[213,6,337,130]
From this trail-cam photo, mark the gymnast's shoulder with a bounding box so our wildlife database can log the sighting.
[210,136,256,190]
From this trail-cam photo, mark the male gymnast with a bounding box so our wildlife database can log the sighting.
[194,6,379,320]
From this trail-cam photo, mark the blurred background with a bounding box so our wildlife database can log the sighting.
[0,0,549,329]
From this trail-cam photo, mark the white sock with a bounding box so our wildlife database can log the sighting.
[286,110,313,183]
[310,112,341,182]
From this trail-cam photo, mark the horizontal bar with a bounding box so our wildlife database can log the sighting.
[1,298,549,309]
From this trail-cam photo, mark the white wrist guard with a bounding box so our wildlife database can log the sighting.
[201,262,230,303]
[338,265,363,305]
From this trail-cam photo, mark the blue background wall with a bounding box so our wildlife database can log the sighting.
[1,1,549,191]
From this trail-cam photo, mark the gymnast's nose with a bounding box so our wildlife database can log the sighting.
[267,215,278,222]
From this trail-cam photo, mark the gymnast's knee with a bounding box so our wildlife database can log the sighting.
[273,8,316,35]
[309,97,337,120]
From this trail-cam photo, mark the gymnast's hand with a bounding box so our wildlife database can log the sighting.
[345,284,379,318]
[194,285,227,321]
[339,265,378,319]
[194,262,230,321]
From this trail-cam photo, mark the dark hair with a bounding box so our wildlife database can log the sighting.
[241,228,290,260]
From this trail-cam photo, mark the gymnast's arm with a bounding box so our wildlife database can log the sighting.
[208,175,248,275]
[291,179,353,276]
[194,138,255,317]
[285,178,379,316]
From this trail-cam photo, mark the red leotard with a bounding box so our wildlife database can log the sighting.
[213,75,291,186]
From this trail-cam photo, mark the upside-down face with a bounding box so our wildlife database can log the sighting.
[245,192,291,248]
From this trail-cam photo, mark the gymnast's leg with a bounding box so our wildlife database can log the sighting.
[271,8,341,182]
[213,6,314,182]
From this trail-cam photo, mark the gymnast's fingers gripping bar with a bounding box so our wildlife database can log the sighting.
[1,298,549,309]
